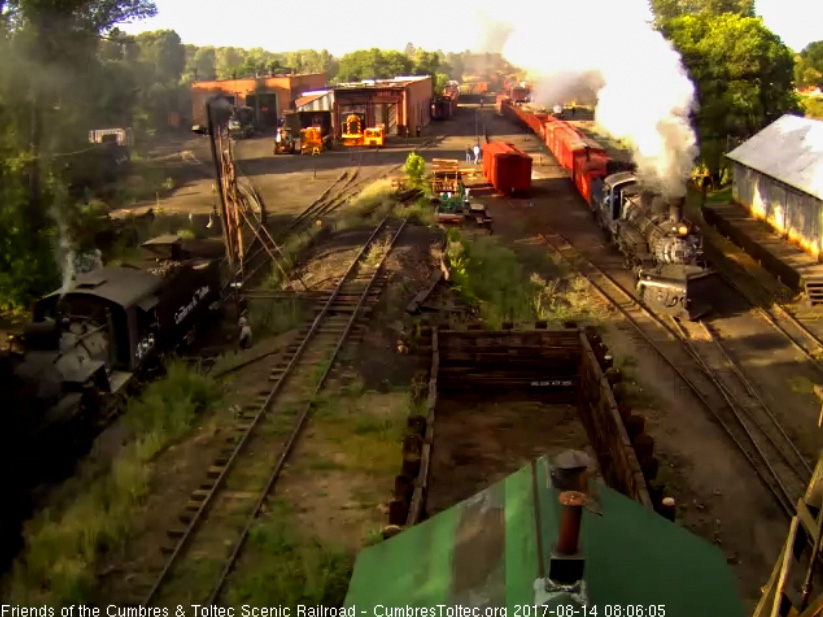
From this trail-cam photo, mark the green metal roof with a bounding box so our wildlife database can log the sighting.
[345,455,744,616]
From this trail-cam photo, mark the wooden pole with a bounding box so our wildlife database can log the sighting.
[207,102,233,275]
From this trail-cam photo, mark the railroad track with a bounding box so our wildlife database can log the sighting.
[536,230,811,518]
[713,262,823,376]
[132,213,408,607]
[240,140,436,287]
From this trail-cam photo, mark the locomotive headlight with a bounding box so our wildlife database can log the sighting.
[677,224,689,236]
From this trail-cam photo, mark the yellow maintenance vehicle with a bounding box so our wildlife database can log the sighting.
[300,126,325,155]
[341,113,365,146]
[363,125,385,147]
[273,127,297,154]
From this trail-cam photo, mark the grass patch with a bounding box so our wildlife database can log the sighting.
[445,229,597,328]
[313,391,414,475]
[613,356,658,408]
[336,179,398,231]
[5,361,220,605]
[247,297,305,337]
[401,198,436,226]
[262,226,325,290]
[225,510,352,608]
[788,375,816,395]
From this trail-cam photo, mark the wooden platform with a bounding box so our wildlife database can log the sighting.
[702,202,823,304]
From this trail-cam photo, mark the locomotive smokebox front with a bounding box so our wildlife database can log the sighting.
[669,197,685,223]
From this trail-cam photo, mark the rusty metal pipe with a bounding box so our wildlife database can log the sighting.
[557,491,587,555]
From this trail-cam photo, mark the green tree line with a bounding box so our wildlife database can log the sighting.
[649,0,823,176]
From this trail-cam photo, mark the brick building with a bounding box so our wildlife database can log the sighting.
[191,73,326,130]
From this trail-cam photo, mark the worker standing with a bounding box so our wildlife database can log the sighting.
[238,316,252,350]
[465,145,472,164]
[473,144,481,165]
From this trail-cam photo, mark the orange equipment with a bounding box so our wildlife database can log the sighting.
[342,113,365,146]
[300,126,324,155]
[363,125,385,147]
[273,127,296,154]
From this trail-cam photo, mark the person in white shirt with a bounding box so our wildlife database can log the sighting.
[473,144,480,165]
[238,316,252,349]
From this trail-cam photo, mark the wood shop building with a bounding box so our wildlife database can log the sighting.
[301,75,432,139]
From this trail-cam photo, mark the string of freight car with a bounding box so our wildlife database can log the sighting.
[534,229,809,518]
[138,212,408,607]
[498,93,823,387]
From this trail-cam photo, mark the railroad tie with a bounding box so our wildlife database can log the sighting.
[207,465,225,479]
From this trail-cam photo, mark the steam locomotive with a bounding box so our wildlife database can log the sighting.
[595,172,716,319]
[2,235,222,475]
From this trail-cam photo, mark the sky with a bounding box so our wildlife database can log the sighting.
[118,0,822,55]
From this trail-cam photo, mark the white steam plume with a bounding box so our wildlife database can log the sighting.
[477,0,698,198]
[50,187,76,298]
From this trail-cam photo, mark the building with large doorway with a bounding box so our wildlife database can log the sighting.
[190,73,326,130]
[327,75,433,139]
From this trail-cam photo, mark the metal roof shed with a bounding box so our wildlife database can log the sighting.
[726,114,823,202]
[345,454,745,616]
[725,114,823,256]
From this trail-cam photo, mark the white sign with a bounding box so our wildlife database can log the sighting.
[174,285,210,325]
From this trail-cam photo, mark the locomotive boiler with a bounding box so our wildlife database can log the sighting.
[596,173,717,319]
[5,235,222,479]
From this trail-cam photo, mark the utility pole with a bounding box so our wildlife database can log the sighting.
[206,100,234,276]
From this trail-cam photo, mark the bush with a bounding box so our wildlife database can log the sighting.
[402,152,426,189]
[5,361,220,605]
[445,230,595,327]
[446,230,537,327]
[801,95,823,120]
[402,198,435,226]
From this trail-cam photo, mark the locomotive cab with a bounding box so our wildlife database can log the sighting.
[598,172,637,237]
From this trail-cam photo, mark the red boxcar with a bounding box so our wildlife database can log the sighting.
[482,141,508,179]
[551,128,582,170]
[484,141,532,196]
[572,150,609,207]
[543,120,564,158]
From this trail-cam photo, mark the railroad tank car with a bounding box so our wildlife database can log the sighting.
[7,235,222,477]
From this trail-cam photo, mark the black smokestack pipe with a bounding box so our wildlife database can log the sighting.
[669,197,685,223]
[640,190,654,210]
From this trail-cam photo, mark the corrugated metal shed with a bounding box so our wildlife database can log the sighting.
[295,90,333,111]
[726,114,823,201]
[345,454,745,615]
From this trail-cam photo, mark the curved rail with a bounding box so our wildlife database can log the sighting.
[141,213,407,606]
[536,230,810,517]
